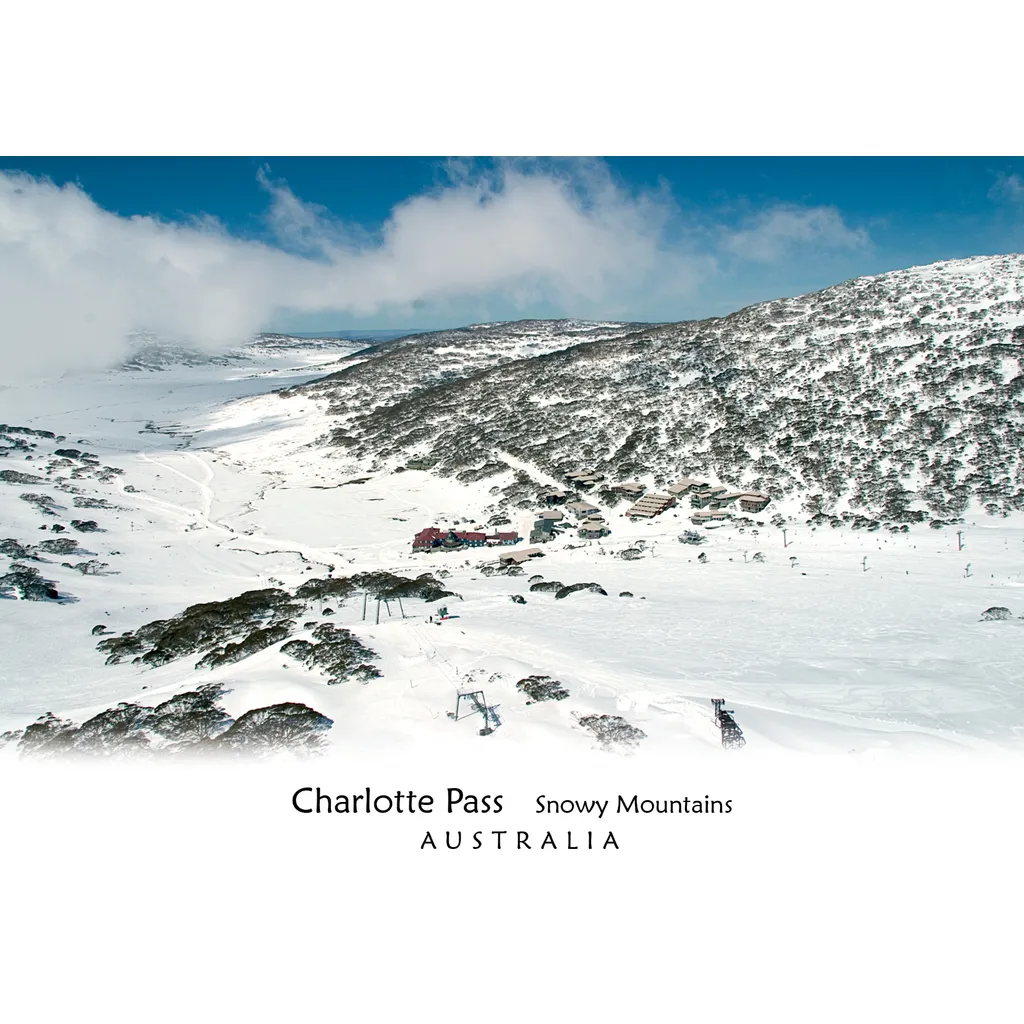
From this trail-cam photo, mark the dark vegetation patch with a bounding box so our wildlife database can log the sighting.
[62,560,115,575]
[529,580,564,593]
[350,570,459,603]
[1,424,57,439]
[554,582,607,599]
[20,493,63,515]
[213,703,335,755]
[0,683,333,759]
[0,563,62,600]
[89,571,453,676]
[295,576,357,606]
[0,470,44,485]
[70,520,101,532]
[981,606,1012,621]
[509,594,526,604]
[0,538,37,560]
[73,497,119,509]
[678,530,707,545]
[575,713,647,750]
[280,623,381,684]
[96,588,302,668]
[195,622,294,669]
[37,537,83,555]
[516,674,569,703]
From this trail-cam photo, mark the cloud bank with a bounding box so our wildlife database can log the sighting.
[0,161,870,379]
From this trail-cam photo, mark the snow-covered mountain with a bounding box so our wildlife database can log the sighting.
[120,331,370,370]
[5,257,1024,760]
[292,255,1024,523]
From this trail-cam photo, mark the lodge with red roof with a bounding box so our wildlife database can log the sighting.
[412,527,520,552]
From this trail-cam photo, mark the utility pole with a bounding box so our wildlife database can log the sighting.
[782,528,788,548]
[957,530,964,551]
[862,556,868,572]
[362,592,368,620]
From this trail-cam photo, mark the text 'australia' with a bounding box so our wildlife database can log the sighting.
[421,831,619,850]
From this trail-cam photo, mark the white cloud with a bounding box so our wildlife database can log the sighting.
[988,172,1024,205]
[0,161,694,379]
[718,203,870,263]
[0,162,874,380]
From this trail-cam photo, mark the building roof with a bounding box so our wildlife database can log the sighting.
[566,501,600,513]
[499,547,543,562]
[625,492,675,517]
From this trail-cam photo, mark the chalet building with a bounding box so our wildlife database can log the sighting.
[498,547,544,564]
[541,489,569,505]
[537,508,564,522]
[624,493,676,519]
[565,468,606,489]
[578,522,609,539]
[406,456,437,470]
[690,509,730,524]
[667,478,706,497]
[531,519,555,543]
[412,527,497,552]
[690,491,715,509]
[714,492,747,506]
[486,532,520,546]
[566,500,601,518]
[738,493,770,513]
[612,481,645,497]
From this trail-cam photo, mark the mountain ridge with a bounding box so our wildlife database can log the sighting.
[281,253,1024,523]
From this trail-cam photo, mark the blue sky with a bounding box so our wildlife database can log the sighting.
[2,157,1024,344]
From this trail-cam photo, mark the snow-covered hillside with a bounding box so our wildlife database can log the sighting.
[292,255,1024,523]
[3,264,1024,759]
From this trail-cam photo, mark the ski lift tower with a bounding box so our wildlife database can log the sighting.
[447,689,498,735]
[712,698,745,750]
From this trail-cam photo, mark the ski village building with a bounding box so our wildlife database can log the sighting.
[498,547,544,565]
[564,468,605,490]
[530,509,566,544]
[624,492,676,519]
[566,500,601,518]
[412,527,520,553]
[737,493,770,513]
[541,488,570,505]
[611,481,645,497]
[578,516,610,538]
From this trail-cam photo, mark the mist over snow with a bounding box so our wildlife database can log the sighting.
[0,163,678,379]
[0,160,877,381]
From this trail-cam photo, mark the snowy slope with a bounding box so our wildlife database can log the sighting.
[3,272,1024,758]
[290,256,1024,522]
